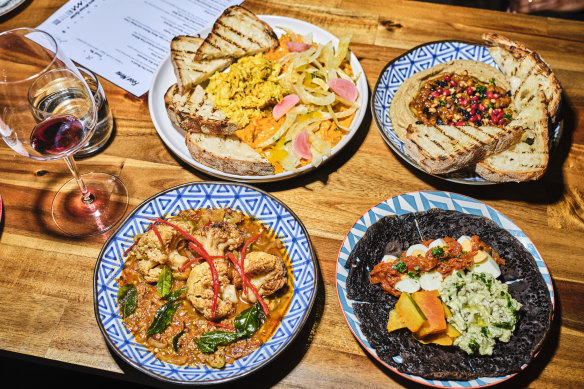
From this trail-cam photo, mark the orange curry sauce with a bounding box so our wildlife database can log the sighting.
[369,236,505,297]
[118,210,294,367]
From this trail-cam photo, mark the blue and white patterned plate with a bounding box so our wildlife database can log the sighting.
[336,191,555,388]
[371,41,562,185]
[94,182,318,384]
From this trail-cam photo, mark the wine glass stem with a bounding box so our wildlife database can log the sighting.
[64,155,95,205]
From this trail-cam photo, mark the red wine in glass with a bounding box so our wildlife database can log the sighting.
[30,115,85,155]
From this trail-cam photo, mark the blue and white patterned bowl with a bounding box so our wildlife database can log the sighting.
[94,182,318,384]
[336,191,555,388]
[371,41,562,185]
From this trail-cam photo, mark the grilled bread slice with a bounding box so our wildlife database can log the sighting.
[483,33,562,122]
[475,92,549,182]
[185,132,275,176]
[164,83,237,135]
[404,123,524,174]
[194,5,279,61]
[170,35,233,93]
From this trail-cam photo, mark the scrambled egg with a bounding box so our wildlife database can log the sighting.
[206,54,286,128]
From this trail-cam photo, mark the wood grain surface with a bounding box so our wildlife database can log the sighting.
[0,0,583,387]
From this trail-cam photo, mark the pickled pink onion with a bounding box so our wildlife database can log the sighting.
[294,130,312,160]
[286,41,312,52]
[273,94,300,120]
[328,78,358,103]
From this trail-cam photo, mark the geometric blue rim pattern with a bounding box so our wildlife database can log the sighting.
[336,191,555,388]
[93,182,318,384]
[371,41,561,185]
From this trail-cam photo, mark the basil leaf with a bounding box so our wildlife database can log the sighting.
[172,322,186,352]
[234,302,265,338]
[195,330,240,354]
[117,284,138,318]
[157,266,173,298]
[163,286,188,303]
[147,300,181,335]
[195,303,265,354]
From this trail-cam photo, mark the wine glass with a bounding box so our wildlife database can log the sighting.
[0,28,128,237]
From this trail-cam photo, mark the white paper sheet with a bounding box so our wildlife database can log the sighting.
[37,0,242,96]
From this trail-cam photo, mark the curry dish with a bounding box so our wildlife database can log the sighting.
[117,208,293,368]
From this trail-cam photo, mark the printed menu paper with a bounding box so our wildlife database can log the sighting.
[37,0,242,96]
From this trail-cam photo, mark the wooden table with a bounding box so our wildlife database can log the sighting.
[1,0,583,387]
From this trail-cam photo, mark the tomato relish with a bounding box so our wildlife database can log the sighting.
[410,72,513,127]
[369,236,505,297]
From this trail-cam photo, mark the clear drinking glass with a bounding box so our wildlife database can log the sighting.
[75,66,113,157]
[0,28,128,236]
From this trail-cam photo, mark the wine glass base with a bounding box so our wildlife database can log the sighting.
[52,172,128,237]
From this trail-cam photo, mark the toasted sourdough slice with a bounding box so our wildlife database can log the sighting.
[185,132,275,176]
[164,83,237,135]
[483,33,562,122]
[404,123,523,174]
[476,92,549,182]
[170,35,233,93]
[194,5,279,61]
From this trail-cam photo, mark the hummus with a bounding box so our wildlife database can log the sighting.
[389,60,510,141]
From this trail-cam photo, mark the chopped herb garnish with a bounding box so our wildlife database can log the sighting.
[431,246,444,258]
[476,84,487,93]
[468,339,480,353]
[392,260,408,274]
[493,320,515,330]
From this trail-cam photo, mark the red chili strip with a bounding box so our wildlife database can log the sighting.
[150,217,211,258]
[207,321,236,332]
[123,239,140,257]
[226,253,269,317]
[240,233,262,294]
[179,257,202,272]
[151,223,164,248]
[188,242,219,318]
[123,222,157,257]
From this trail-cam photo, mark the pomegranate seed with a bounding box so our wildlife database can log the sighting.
[450,80,457,87]
[470,103,478,110]
[431,91,440,98]
[442,89,451,96]
[436,88,443,93]
[444,75,451,81]
[478,104,486,112]
[486,91,494,99]
[455,121,465,126]
[470,108,476,115]
[493,93,500,99]
[497,110,505,117]
[470,95,479,101]
[466,87,474,95]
